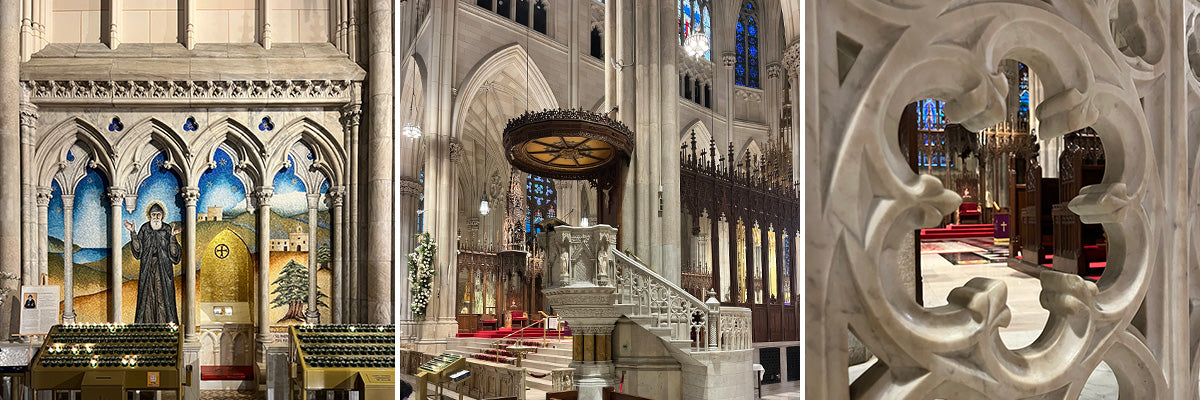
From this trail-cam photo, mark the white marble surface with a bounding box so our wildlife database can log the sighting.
[920,255,1050,346]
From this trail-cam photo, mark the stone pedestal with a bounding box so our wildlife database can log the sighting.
[265,344,290,400]
[181,342,201,400]
[539,225,622,400]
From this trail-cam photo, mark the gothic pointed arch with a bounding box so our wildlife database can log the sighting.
[680,119,715,164]
[740,139,762,167]
[34,117,115,189]
[265,117,345,188]
[112,118,192,191]
[191,117,267,190]
[453,43,560,140]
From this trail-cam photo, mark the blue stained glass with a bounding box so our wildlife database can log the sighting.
[526,174,557,239]
[735,1,760,88]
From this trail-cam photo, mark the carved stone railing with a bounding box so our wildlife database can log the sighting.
[717,307,752,351]
[448,359,526,400]
[612,250,719,351]
[399,348,526,400]
[551,368,575,392]
[538,225,752,400]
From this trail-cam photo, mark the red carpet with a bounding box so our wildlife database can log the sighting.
[455,327,563,339]
[201,366,254,381]
[920,224,994,239]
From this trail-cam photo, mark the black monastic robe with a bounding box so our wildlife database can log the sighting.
[130,222,181,324]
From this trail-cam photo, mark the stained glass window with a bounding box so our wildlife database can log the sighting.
[525,174,557,236]
[917,98,946,131]
[782,234,791,305]
[1018,62,1029,123]
[678,0,711,60]
[735,0,760,88]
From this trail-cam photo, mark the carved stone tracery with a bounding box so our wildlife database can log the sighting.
[811,0,1170,398]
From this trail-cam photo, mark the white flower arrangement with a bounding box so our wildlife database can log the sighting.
[408,232,438,321]
[0,272,20,307]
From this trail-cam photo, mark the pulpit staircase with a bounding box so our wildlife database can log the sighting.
[609,250,752,353]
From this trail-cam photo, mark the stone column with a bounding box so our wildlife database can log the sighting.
[254,187,272,363]
[259,0,272,49]
[722,52,736,147]
[182,187,199,341]
[181,0,195,49]
[61,194,76,324]
[19,0,31,60]
[329,187,344,324]
[106,188,125,323]
[305,192,321,324]
[20,96,38,286]
[396,176,421,340]
[366,0,393,325]
[339,101,360,323]
[105,0,123,49]
[781,41,801,190]
[36,188,51,284]
[1,0,22,336]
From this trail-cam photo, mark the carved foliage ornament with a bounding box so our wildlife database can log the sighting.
[814,0,1162,398]
[25,80,354,105]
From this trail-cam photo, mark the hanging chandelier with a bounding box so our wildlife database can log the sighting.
[683,31,710,59]
[402,122,422,139]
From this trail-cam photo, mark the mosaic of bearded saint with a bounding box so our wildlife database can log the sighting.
[124,202,181,324]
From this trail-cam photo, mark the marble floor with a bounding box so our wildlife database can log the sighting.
[837,240,1117,398]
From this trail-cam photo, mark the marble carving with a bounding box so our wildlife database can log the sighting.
[807,0,1190,398]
